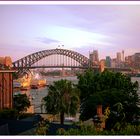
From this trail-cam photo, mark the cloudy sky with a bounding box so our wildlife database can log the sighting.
[0,4,140,61]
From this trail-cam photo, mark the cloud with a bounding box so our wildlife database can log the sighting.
[36,37,59,44]
[1,5,140,61]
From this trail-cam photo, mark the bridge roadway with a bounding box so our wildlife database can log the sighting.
[15,65,94,69]
[12,48,132,76]
[15,65,131,72]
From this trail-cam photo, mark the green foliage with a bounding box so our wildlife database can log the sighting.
[35,120,49,135]
[0,108,18,119]
[56,123,140,135]
[77,69,140,129]
[57,123,98,135]
[13,94,31,114]
[77,69,95,100]
[13,72,18,79]
[18,113,34,119]
[80,94,103,120]
[43,79,80,124]
[0,109,33,120]
[120,123,140,135]
[57,128,66,135]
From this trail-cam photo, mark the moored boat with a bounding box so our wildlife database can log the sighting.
[31,79,47,89]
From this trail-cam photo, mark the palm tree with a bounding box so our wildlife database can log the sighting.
[43,79,80,124]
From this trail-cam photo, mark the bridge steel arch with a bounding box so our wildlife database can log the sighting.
[12,48,90,76]
[13,48,89,67]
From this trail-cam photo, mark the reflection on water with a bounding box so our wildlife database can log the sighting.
[46,76,78,85]
[14,76,140,113]
[14,87,48,113]
[14,76,78,113]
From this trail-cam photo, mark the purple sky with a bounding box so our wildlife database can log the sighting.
[0,5,140,61]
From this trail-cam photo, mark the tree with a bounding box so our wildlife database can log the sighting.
[77,69,140,129]
[0,108,18,119]
[13,72,18,79]
[13,94,31,114]
[43,79,80,124]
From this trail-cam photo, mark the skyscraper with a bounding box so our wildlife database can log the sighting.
[105,56,111,67]
[116,52,122,67]
[125,55,133,67]
[133,53,140,68]
[117,52,121,63]
[122,50,124,62]
[89,50,99,65]
[111,58,117,68]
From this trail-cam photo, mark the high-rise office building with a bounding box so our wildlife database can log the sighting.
[89,50,99,65]
[111,58,117,68]
[105,56,111,67]
[117,52,121,63]
[133,53,140,68]
[116,52,122,67]
[125,55,133,67]
[122,50,124,62]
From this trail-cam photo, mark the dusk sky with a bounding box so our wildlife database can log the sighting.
[0,4,140,61]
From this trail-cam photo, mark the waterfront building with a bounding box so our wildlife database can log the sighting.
[0,70,15,109]
[0,56,12,67]
[0,57,16,109]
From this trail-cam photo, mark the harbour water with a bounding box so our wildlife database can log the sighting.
[131,77,140,96]
[14,76,140,113]
[14,76,78,113]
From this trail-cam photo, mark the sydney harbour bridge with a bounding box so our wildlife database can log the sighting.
[12,48,131,77]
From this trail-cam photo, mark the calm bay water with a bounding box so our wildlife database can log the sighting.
[14,76,140,113]
[14,76,78,113]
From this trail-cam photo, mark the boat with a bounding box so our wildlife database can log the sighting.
[30,79,47,89]
[20,81,30,90]
[20,87,30,91]
[31,85,39,89]
[38,79,47,87]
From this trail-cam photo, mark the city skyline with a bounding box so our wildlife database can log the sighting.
[0,4,140,61]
